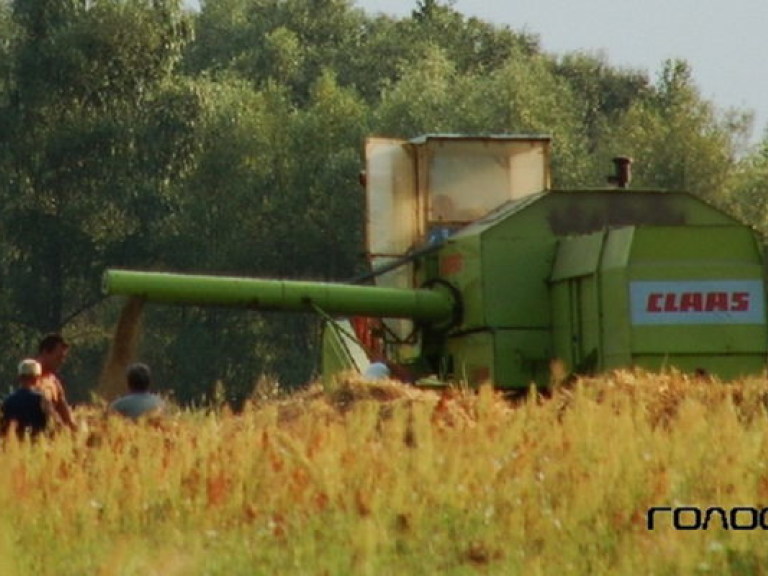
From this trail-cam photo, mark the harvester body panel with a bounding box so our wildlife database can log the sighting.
[434,189,765,388]
[551,225,767,381]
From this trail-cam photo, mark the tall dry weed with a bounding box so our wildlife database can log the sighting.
[4,371,768,574]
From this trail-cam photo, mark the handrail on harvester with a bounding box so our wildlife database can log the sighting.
[102,269,458,326]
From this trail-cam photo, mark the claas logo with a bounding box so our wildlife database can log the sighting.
[645,291,750,313]
[630,280,765,325]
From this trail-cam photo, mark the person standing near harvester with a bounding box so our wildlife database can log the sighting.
[35,333,78,432]
[109,363,164,420]
[1,359,56,439]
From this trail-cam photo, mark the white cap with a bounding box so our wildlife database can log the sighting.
[18,358,42,377]
[363,362,390,380]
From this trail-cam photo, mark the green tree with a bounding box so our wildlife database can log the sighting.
[187,0,367,103]
[595,60,746,202]
[275,69,367,278]
[374,44,460,135]
[0,0,19,102]
[0,0,197,397]
[555,51,650,153]
[409,0,538,74]
[151,70,368,397]
[726,139,768,235]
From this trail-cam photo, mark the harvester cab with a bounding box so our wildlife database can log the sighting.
[103,134,768,390]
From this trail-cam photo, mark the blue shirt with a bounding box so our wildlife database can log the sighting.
[109,393,164,420]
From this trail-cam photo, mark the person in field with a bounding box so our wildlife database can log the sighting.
[109,363,164,420]
[1,359,57,439]
[35,333,78,432]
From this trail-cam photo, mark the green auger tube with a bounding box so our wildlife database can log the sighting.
[103,269,458,326]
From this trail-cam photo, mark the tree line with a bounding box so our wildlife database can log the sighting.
[0,0,765,404]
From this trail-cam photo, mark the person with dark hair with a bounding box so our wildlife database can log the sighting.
[35,333,77,432]
[1,359,56,439]
[109,363,164,420]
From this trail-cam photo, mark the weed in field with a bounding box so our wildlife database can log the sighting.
[2,371,768,574]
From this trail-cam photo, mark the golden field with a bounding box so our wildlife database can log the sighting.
[3,371,768,575]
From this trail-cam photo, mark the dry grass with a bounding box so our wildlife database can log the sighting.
[4,369,768,575]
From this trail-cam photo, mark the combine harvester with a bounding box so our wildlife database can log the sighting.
[103,135,768,391]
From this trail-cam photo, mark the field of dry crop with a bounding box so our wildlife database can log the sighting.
[3,370,768,575]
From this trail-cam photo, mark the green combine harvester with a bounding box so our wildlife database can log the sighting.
[103,135,768,390]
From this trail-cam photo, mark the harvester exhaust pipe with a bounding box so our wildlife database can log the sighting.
[607,156,633,188]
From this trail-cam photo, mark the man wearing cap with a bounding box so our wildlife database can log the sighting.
[109,363,164,420]
[1,359,56,439]
[35,333,77,432]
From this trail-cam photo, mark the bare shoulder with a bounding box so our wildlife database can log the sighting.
[38,373,65,402]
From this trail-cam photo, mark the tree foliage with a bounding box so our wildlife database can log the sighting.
[0,0,196,396]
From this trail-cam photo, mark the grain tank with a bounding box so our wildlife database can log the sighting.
[103,134,768,389]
